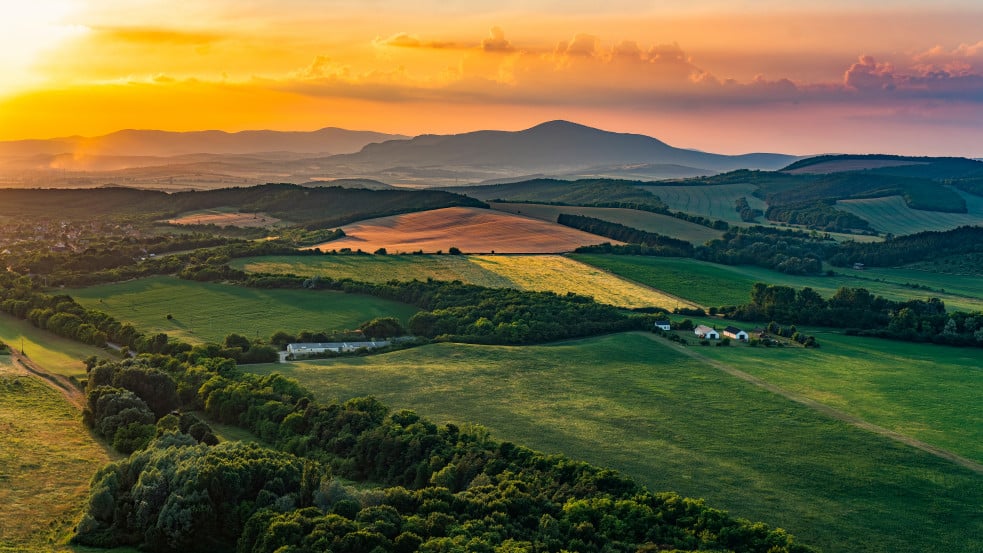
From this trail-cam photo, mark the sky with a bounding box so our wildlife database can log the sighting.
[1,0,983,156]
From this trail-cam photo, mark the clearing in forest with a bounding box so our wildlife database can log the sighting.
[166,207,283,228]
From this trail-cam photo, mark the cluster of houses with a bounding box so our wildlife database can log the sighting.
[696,325,748,341]
[655,319,749,342]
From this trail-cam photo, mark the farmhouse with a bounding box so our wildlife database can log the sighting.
[723,326,749,341]
[694,325,719,339]
[654,320,672,331]
[286,341,390,357]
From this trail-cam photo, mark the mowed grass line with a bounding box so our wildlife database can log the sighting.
[639,183,765,224]
[245,333,983,553]
[572,254,983,312]
[487,202,724,245]
[0,314,110,379]
[696,329,983,464]
[837,190,983,235]
[68,276,420,345]
[0,358,115,552]
[233,255,695,310]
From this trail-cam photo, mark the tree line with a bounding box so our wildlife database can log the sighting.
[557,213,694,257]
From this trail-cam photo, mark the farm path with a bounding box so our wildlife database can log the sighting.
[641,332,983,476]
[10,350,84,410]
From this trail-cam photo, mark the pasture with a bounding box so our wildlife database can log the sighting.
[309,207,613,253]
[487,202,724,244]
[0,314,109,379]
[836,189,983,235]
[231,254,696,310]
[638,183,765,225]
[246,332,983,553]
[696,329,983,463]
[67,276,420,345]
[572,254,983,312]
[0,358,115,551]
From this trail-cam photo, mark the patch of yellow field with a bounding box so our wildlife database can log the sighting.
[166,209,281,228]
[308,207,614,254]
[470,255,697,310]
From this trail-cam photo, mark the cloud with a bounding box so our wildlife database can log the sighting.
[481,26,513,53]
[93,26,222,46]
[373,32,459,50]
[844,55,896,91]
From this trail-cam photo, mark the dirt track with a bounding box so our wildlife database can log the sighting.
[643,333,983,475]
[10,350,85,410]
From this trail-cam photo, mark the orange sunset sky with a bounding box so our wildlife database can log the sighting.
[2,0,983,156]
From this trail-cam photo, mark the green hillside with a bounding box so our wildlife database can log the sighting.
[245,332,983,553]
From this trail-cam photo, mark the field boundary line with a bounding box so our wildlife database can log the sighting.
[564,256,702,310]
[640,332,983,475]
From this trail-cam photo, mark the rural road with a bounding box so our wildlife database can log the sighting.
[644,332,983,476]
[10,350,85,410]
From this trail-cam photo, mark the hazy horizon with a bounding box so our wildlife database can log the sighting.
[2,1,983,156]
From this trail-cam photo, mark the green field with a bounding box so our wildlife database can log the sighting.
[0,358,115,552]
[696,329,983,463]
[0,314,111,379]
[245,333,983,553]
[67,276,420,345]
[640,183,765,224]
[837,189,983,235]
[572,254,983,312]
[231,254,696,310]
[487,202,724,244]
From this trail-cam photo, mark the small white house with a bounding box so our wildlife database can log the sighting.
[694,325,719,339]
[723,326,749,341]
[654,320,672,331]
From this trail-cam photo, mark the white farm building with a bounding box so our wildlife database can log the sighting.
[286,341,390,357]
[723,326,749,341]
[694,325,719,339]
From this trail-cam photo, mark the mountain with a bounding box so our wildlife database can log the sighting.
[328,120,797,180]
[0,121,797,189]
[0,127,408,158]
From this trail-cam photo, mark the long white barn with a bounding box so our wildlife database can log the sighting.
[287,341,390,356]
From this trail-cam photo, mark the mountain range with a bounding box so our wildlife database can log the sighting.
[0,121,798,189]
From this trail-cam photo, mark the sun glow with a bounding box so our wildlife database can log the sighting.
[0,1,89,94]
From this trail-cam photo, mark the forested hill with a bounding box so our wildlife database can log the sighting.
[781,154,983,179]
[0,184,487,226]
[446,178,666,209]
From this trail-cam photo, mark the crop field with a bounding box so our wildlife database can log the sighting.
[309,207,613,254]
[232,254,696,310]
[638,183,765,224]
[696,329,983,463]
[68,276,420,345]
[0,314,110,379]
[0,357,115,551]
[487,202,724,244]
[165,207,284,228]
[572,254,983,312]
[836,189,983,235]
[246,332,983,553]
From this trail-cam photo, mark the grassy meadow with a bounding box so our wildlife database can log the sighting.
[487,202,724,244]
[245,332,983,553]
[232,254,696,310]
[0,357,115,552]
[837,189,983,235]
[572,254,983,311]
[68,276,420,345]
[0,314,110,379]
[696,328,983,463]
[639,183,765,224]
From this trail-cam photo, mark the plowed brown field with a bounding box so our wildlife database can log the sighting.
[309,207,615,253]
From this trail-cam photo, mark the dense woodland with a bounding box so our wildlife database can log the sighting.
[71,353,815,553]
